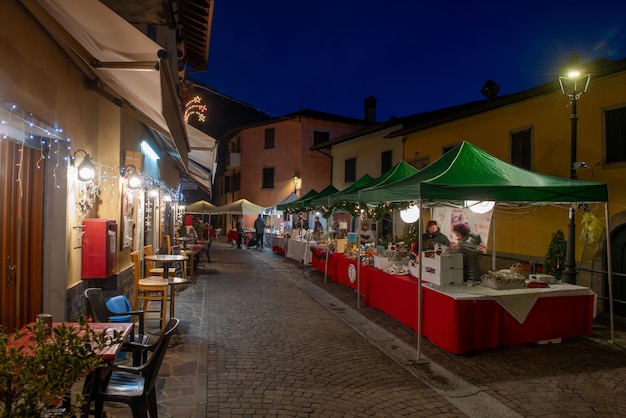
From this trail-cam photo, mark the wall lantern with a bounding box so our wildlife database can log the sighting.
[121,164,142,189]
[71,149,96,182]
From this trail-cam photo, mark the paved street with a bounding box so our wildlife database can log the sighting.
[103,240,626,417]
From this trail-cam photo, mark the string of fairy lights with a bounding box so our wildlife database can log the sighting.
[1,98,181,218]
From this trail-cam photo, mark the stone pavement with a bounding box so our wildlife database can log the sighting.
[102,241,626,417]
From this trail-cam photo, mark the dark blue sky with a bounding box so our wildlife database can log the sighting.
[194,0,626,122]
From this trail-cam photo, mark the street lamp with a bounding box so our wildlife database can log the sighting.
[559,67,591,284]
[293,173,301,195]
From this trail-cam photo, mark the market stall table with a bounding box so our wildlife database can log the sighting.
[286,237,315,264]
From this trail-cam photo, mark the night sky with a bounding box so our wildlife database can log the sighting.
[193,0,626,122]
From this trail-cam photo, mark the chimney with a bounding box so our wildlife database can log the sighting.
[364,96,377,122]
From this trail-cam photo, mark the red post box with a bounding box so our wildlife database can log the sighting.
[82,218,117,279]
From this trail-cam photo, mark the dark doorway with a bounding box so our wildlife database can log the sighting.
[608,224,626,316]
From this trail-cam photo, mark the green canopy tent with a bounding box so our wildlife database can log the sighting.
[357,141,608,204]
[295,184,340,211]
[356,141,612,359]
[310,174,374,209]
[276,188,318,211]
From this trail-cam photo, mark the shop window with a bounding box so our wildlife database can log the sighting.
[605,106,626,164]
[232,172,240,192]
[407,156,430,170]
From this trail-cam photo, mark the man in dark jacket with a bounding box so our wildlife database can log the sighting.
[254,214,265,249]
[421,220,450,251]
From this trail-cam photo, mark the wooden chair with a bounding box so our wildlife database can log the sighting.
[132,251,168,331]
[164,234,172,255]
[144,244,175,277]
[85,318,180,418]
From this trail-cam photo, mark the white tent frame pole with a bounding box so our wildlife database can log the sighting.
[491,210,497,271]
[357,211,362,309]
[605,203,615,343]
[417,198,423,361]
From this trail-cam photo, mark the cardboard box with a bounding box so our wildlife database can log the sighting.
[335,239,347,253]
[420,253,464,285]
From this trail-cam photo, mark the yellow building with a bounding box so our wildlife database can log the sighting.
[395,58,626,312]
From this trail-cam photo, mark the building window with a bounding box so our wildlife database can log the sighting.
[313,130,330,146]
[381,150,392,174]
[510,127,532,170]
[224,175,231,193]
[233,172,240,192]
[262,167,275,189]
[231,136,240,153]
[407,156,430,170]
[344,158,356,183]
[264,128,275,149]
[605,106,626,164]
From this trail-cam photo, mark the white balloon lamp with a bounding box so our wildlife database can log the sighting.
[465,200,495,214]
[400,205,420,223]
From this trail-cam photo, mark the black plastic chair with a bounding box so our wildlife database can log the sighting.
[88,318,180,418]
[84,288,149,363]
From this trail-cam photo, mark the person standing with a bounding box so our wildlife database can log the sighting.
[421,220,450,251]
[451,223,482,281]
[313,216,323,233]
[236,218,244,249]
[254,214,265,249]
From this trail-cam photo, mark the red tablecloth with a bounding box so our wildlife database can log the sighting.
[311,253,595,354]
[311,248,338,278]
[227,230,238,243]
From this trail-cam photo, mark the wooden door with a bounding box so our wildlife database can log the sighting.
[0,140,44,331]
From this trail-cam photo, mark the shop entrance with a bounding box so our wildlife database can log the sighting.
[0,140,44,331]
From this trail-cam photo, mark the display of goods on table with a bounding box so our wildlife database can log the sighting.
[481,269,527,289]
[374,249,408,270]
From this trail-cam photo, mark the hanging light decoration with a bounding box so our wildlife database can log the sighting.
[465,200,495,214]
[400,203,420,223]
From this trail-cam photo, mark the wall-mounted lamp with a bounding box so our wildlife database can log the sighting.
[71,149,96,182]
[293,172,301,194]
[121,164,142,189]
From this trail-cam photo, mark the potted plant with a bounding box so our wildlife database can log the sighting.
[0,316,121,417]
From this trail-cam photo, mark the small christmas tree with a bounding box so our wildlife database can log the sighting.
[544,229,566,280]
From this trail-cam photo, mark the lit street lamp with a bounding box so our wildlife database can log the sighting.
[559,68,591,284]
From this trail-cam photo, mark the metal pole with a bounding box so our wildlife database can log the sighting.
[563,96,578,284]
[605,203,615,343]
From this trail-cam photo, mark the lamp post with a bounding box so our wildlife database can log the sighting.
[559,69,590,284]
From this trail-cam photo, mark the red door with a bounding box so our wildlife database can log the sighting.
[0,140,44,331]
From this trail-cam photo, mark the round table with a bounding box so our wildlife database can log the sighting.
[144,254,187,279]
[176,236,195,250]
[139,276,189,318]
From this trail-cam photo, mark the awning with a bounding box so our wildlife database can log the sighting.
[20,0,189,166]
[185,123,217,194]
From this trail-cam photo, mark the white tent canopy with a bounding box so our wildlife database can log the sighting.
[214,199,265,215]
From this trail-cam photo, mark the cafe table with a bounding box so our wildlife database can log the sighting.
[144,254,187,279]
[139,276,189,318]
[175,236,195,250]
[8,322,133,361]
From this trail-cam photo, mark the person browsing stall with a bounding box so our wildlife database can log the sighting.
[451,223,482,281]
[313,216,323,233]
[254,214,265,249]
